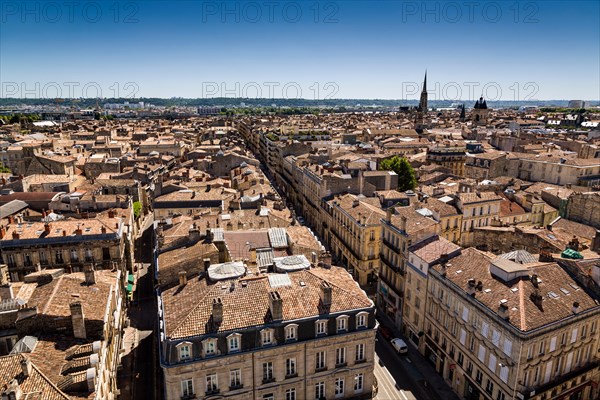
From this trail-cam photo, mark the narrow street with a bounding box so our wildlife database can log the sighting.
[118,216,159,399]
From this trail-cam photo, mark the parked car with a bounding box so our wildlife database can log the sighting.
[378,325,393,341]
[391,338,408,354]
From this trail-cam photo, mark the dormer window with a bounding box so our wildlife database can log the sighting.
[336,315,349,333]
[177,342,192,361]
[285,324,298,341]
[356,312,368,329]
[227,333,241,353]
[203,338,218,357]
[316,320,327,336]
[261,329,274,346]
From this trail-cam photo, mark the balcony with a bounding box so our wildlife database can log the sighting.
[205,388,220,396]
[229,384,243,390]
[180,395,196,400]
[383,238,401,254]
[315,366,327,373]
[285,373,298,379]
[335,362,347,368]
[262,377,276,384]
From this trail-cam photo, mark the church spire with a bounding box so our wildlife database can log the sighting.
[418,70,428,112]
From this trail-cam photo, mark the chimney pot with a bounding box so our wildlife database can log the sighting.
[269,291,283,321]
[70,301,87,339]
[20,357,32,378]
[320,281,332,307]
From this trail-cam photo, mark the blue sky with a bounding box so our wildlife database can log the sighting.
[1,0,599,100]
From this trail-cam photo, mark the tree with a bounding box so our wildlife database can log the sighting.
[379,156,417,192]
[0,162,10,174]
[133,201,142,219]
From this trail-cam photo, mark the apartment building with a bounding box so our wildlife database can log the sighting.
[0,210,134,282]
[425,248,600,400]
[378,206,439,330]
[455,192,503,246]
[404,235,461,351]
[159,265,376,400]
[322,193,385,286]
[426,142,467,177]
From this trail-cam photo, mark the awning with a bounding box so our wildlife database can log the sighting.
[126,283,133,293]
[127,274,134,284]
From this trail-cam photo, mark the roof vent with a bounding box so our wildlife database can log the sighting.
[572,301,580,314]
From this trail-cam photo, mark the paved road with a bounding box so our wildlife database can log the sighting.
[118,216,160,400]
[374,334,422,400]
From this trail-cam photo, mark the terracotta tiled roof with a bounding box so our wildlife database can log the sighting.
[162,267,373,340]
[432,248,599,332]
[0,354,70,400]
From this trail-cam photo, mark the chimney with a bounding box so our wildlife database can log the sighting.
[385,208,392,223]
[498,301,510,320]
[8,215,14,224]
[572,301,580,314]
[212,298,223,324]
[101,226,106,234]
[320,281,332,307]
[467,278,476,296]
[531,274,539,288]
[84,264,95,285]
[400,215,407,232]
[20,357,32,378]
[269,291,283,321]
[189,223,200,242]
[441,262,451,277]
[44,223,51,235]
[108,210,115,218]
[0,225,5,239]
[2,380,23,400]
[352,199,359,208]
[178,271,187,287]
[75,224,83,236]
[592,230,600,253]
[530,290,543,310]
[62,230,67,236]
[70,301,87,339]
[311,252,317,265]
[11,231,20,240]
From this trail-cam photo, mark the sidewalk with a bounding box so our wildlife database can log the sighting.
[378,315,460,400]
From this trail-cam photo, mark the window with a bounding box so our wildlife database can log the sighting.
[316,320,327,336]
[478,345,486,362]
[286,388,296,400]
[285,324,298,341]
[491,330,501,347]
[459,329,467,346]
[354,373,364,393]
[539,340,546,355]
[500,365,509,383]
[178,344,191,361]
[337,316,348,332]
[85,248,93,261]
[261,329,273,345]
[485,379,494,394]
[55,250,64,264]
[497,392,506,400]
[476,370,483,384]
[336,347,346,366]
[70,249,79,262]
[181,379,194,398]
[204,338,217,356]
[356,312,367,328]
[488,354,497,373]
[458,352,464,366]
[262,362,274,382]
[263,394,274,400]
[286,358,297,377]
[355,343,365,362]
[481,322,489,338]
[206,374,218,394]
[228,334,240,353]
[503,339,513,356]
[39,251,48,265]
[335,378,345,398]
[229,369,242,389]
[316,351,326,370]
[315,382,325,400]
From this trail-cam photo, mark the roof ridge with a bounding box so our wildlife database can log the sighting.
[42,276,64,315]
[518,280,528,331]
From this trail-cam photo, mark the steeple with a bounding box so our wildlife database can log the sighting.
[418,70,428,112]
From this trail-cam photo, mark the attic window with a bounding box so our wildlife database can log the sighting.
[299,281,306,287]
[568,283,580,291]
[511,288,519,293]
[548,291,559,299]
[560,288,570,295]
[456,270,462,274]
[484,289,492,293]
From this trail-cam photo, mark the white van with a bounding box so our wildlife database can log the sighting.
[390,338,408,355]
